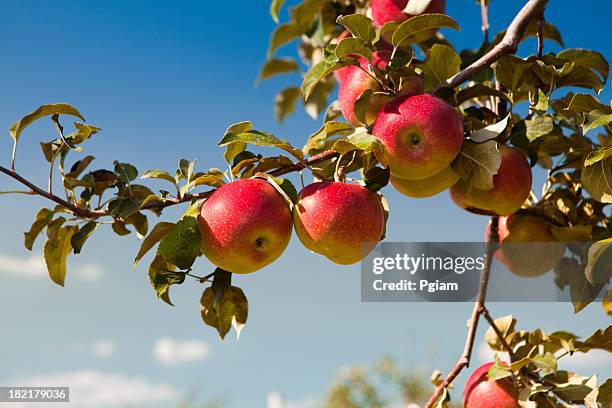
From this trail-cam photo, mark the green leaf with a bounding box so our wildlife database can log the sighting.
[43,223,78,286]
[418,44,461,90]
[274,86,300,123]
[485,315,516,351]
[557,48,609,83]
[304,77,335,120]
[581,157,612,203]
[451,140,501,190]
[158,216,201,270]
[336,14,376,43]
[219,128,303,160]
[188,173,225,189]
[200,286,248,339]
[582,111,612,135]
[335,37,372,61]
[124,211,148,239]
[301,54,347,100]
[584,147,612,167]
[258,58,299,81]
[584,238,612,285]
[353,89,374,126]
[269,176,298,204]
[113,161,138,183]
[9,103,85,144]
[525,116,554,142]
[133,221,175,268]
[141,169,177,186]
[532,352,557,374]
[211,268,232,305]
[70,222,98,255]
[303,121,354,155]
[364,166,390,193]
[148,253,180,306]
[391,14,459,48]
[268,22,302,57]
[470,115,511,143]
[65,155,95,180]
[111,220,131,236]
[24,208,54,251]
[494,55,532,98]
[487,362,513,381]
[567,93,612,114]
[269,0,285,23]
[555,66,605,92]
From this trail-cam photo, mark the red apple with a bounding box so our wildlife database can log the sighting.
[338,51,423,127]
[372,93,464,180]
[293,182,385,264]
[372,0,446,41]
[463,362,519,408]
[450,146,532,216]
[198,178,292,274]
[486,215,566,278]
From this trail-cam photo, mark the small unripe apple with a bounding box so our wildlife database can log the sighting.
[372,93,464,180]
[293,182,385,265]
[372,0,446,41]
[198,178,292,274]
[463,362,519,408]
[450,146,532,216]
[486,215,566,278]
[390,166,459,198]
[338,51,423,127]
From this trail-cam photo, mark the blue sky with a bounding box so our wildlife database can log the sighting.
[0,1,610,407]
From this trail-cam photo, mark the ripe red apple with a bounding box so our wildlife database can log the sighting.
[463,362,519,408]
[198,178,292,274]
[450,146,532,216]
[390,166,458,198]
[486,215,566,278]
[372,0,446,41]
[338,51,423,127]
[293,182,385,265]
[372,93,464,180]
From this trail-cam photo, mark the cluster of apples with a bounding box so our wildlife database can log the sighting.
[197,178,385,274]
[335,1,534,214]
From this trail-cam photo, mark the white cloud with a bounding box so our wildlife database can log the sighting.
[477,341,509,364]
[92,340,115,358]
[153,337,210,365]
[8,370,180,407]
[0,253,103,281]
[558,349,612,370]
[267,391,317,408]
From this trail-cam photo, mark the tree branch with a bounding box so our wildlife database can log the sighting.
[0,149,340,218]
[0,165,107,218]
[447,0,549,89]
[424,216,500,408]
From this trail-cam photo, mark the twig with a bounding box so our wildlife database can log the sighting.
[0,149,340,219]
[446,0,549,89]
[536,11,545,58]
[480,0,490,43]
[0,164,106,218]
[424,216,500,408]
[481,306,517,361]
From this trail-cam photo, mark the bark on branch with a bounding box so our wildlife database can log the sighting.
[447,0,550,89]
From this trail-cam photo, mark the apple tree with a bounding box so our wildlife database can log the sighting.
[0,0,610,406]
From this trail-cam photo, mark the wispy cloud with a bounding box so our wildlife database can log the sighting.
[0,253,103,281]
[267,391,317,408]
[8,370,180,407]
[153,337,210,365]
[92,340,115,358]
